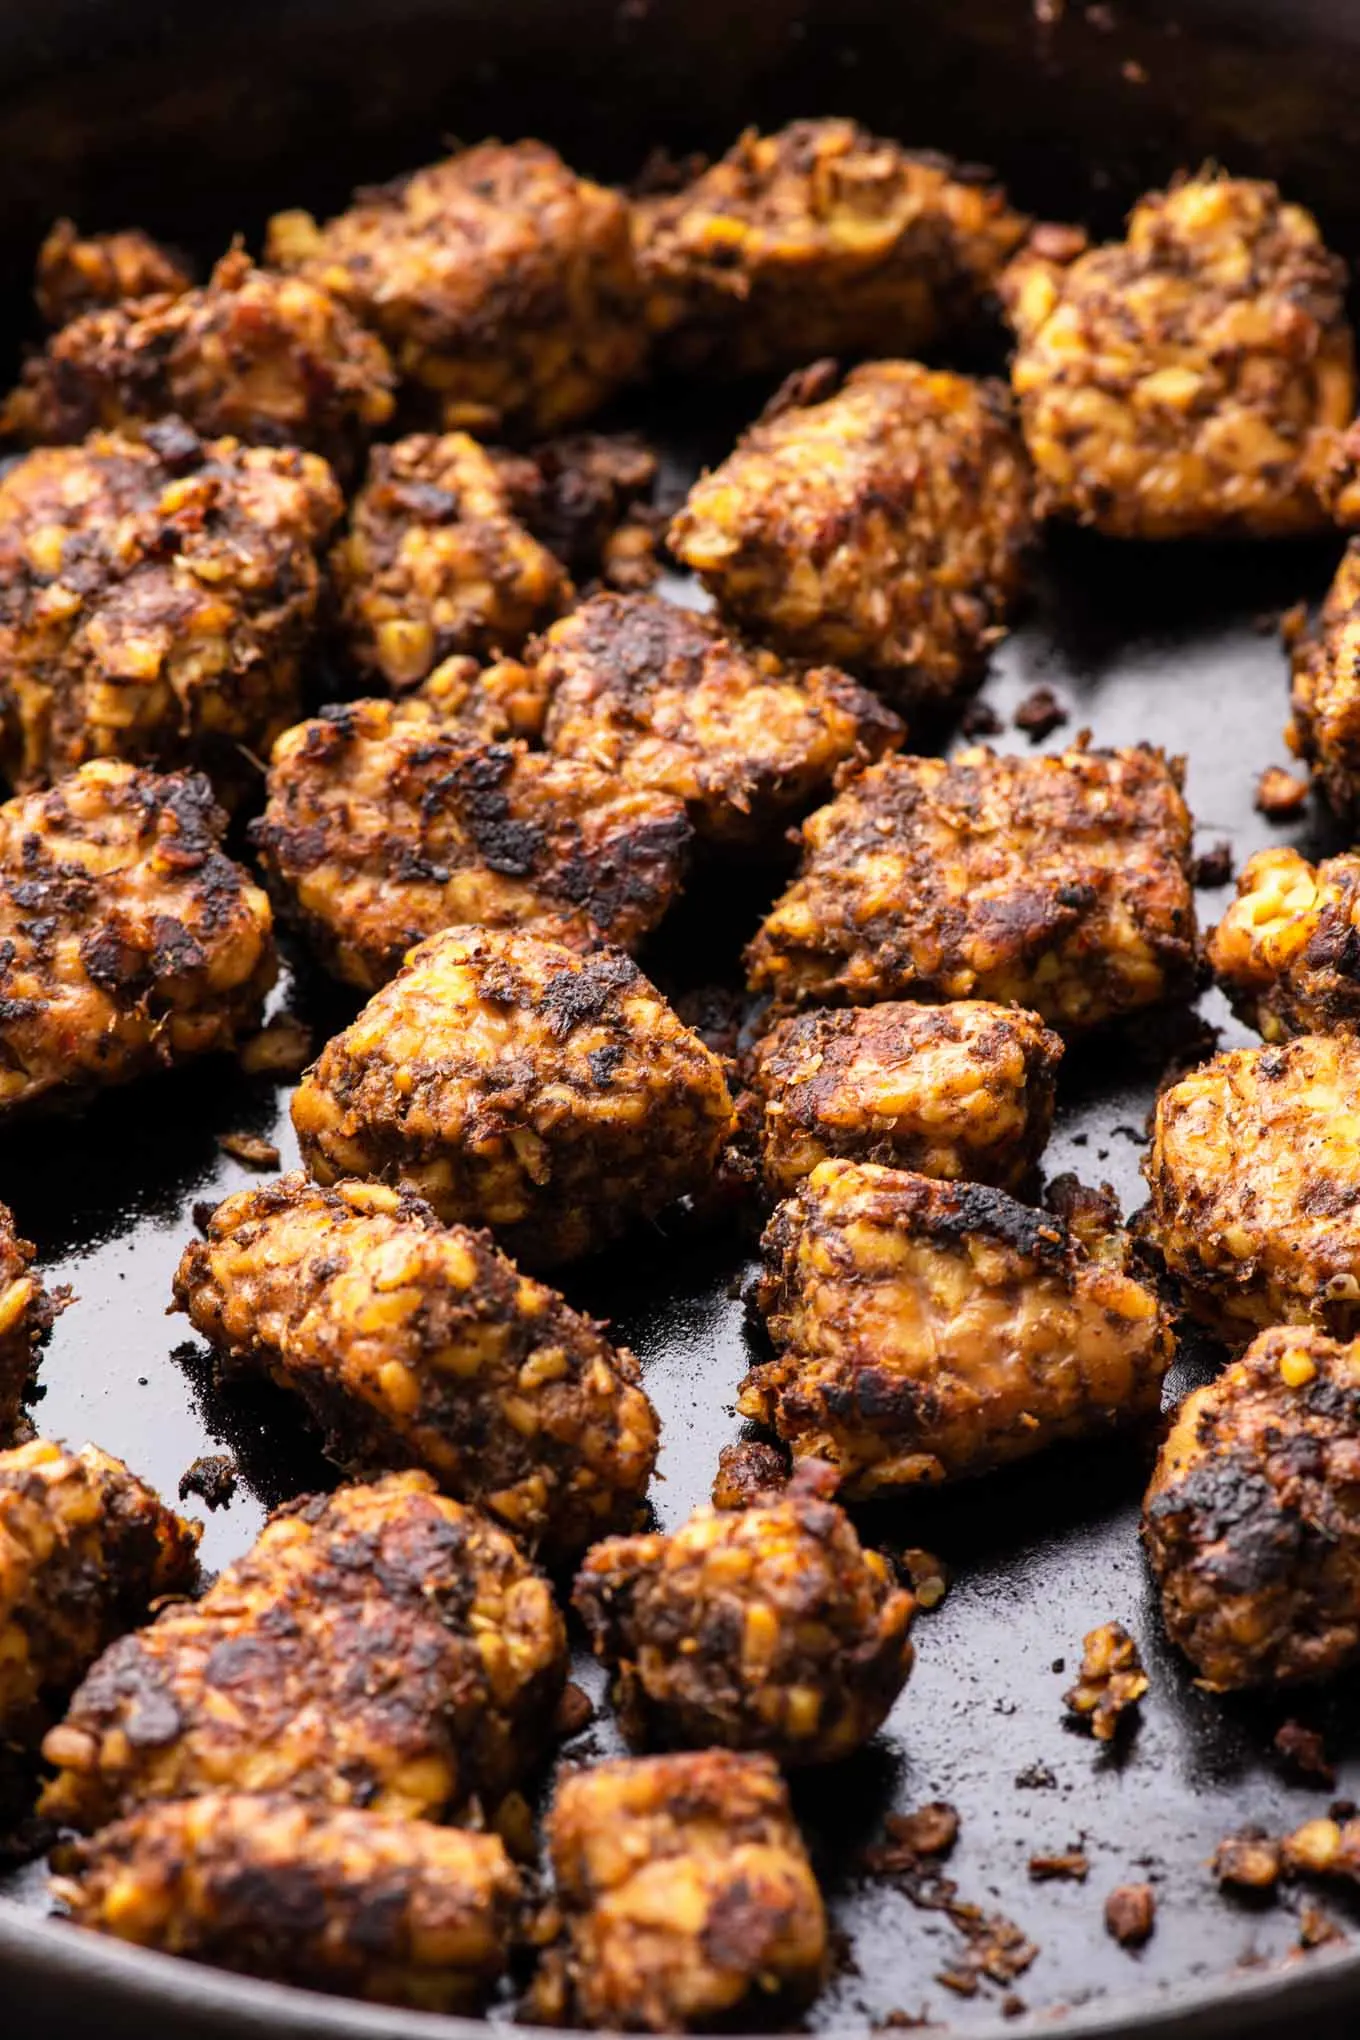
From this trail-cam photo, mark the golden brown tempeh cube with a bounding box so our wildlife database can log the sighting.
[1143,1033,1360,1340]
[0,763,276,1114]
[1207,847,1360,1040]
[0,429,342,794]
[254,695,690,990]
[174,1174,659,1561]
[744,1159,1173,1494]
[538,1750,827,2031]
[747,1000,1062,1197]
[266,140,646,438]
[634,119,1028,377]
[533,590,902,846]
[53,1792,521,2011]
[1143,1326,1360,1689]
[669,360,1033,707]
[574,1458,914,1763]
[35,220,192,326]
[0,1438,199,1745]
[331,432,572,688]
[0,1208,63,1440]
[746,744,1197,1035]
[1289,540,1360,813]
[2,250,394,473]
[1002,175,1355,537]
[291,926,735,1267]
[39,1469,565,1831]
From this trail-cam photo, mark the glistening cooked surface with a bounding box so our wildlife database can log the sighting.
[1,402,1357,2030]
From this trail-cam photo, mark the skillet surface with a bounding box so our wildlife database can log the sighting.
[3,391,1360,2034]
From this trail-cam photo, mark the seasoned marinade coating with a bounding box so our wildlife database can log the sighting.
[1143,1033,1360,1340]
[53,1792,521,2011]
[1288,541,1360,814]
[174,1174,660,1561]
[0,763,276,1113]
[265,141,647,438]
[332,433,572,689]
[2,250,395,473]
[0,1438,199,1746]
[291,927,735,1267]
[747,1000,1062,1197]
[668,360,1033,706]
[746,744,1197,1035]
[0,429,343,792]
[0,1206,63,1440]
[513,432,659,588]
[1207,847,1360,1041]
[39,1469,566,1831]
[255,697,690,991]
[35,220,192,326]
[1001,176,1355,538]
[538,1751,827,2031]
[535,591,903,846]
[634,120,1028,377]
[573,1459,914,1763]
[1143,1326,1360,1688]
[744,1160,1173,1494]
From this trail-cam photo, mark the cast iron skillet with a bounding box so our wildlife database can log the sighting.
[6,3,1360,2035]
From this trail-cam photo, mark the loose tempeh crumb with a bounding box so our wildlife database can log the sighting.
[1063,1623,1148,1740]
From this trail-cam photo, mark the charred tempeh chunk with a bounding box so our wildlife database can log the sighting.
[0,1439,199,1746]
[53,1792,521,2012]
[39,1469,565,1830]
[1144,1326,1360,1689]
[35,220,192,326]
[744,1160,1173,1493]
[535,1750,827,2031]
[1207,847,1360,1040]
[174,1174,659,1561]
[291,927,735,1267]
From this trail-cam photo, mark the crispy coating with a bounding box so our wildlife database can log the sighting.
[0,762,275,1113]
[668,360,1033,706]
[3,250,394,473]
[0,1438,199,1746]
[1001,177,1355,538]
[0,429,343,792]
[1207,847,1360,1040]
[744,1159,1173,1494]
[539,1751,827,2031]
[534,591,902,846]
[265,141,647,438]
[54,1791,520,2011]
[1288,541,1360,813]
[332,433,572,689]
[39,1469,566,1831]
[746,744,1197,1035]
[35,220,192,327]
[255,696,690,990]
[174,1174,659,1560]
[1143,1033,1360,1340]
[292,927,735,1266]
[0,1206,62,1440]
[1143,1326,1360,1688]
[747,1000,1062,1197]
[573,1460,915,1763]
[634,120,1027,377]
